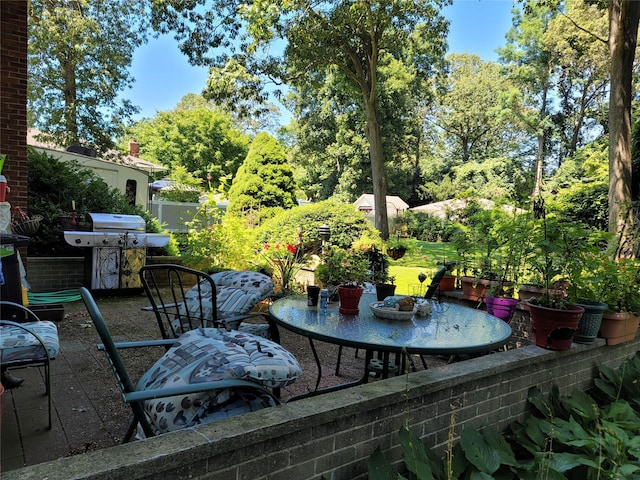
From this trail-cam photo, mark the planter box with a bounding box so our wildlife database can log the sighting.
[437,275,456,291]
[460,276,500,303]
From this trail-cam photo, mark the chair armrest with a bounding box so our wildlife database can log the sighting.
[141,302,181,312]
[97,339,178,350]
[123,379,280,404]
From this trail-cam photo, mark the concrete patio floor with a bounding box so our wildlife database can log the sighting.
[1,291,442,473]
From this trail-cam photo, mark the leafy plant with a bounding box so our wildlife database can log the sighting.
[370,351,640,480]
[315,246,370,287]
[258,241,310,296]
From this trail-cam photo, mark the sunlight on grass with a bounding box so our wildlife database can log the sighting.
[387,240,456,295]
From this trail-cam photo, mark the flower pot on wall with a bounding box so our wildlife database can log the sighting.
[460,276,500,303]
[526,301,584,351]
[573,300,608,344]
[486,297,519,323]
[599,311,640,346]
[338,285,364,314]
[437,275,456,291]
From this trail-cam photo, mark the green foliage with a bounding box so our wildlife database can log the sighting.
[156,165,202,203]
[226,132,298,218]
[25,148,172,256]
[125,95,250,187]
[394,211,458,242]
[182,197,254,271]
[315,246,370,287]
[370,351,640,480]
[254,199,382,251]
[28,0,148,151]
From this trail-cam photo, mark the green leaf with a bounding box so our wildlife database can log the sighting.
[368,447,396,480]
[460,428,500,474]
[398,426,436,479]
[527,386,554,418]
[561,389,599,422]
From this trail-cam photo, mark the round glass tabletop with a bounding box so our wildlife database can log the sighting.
[270,293,512,355]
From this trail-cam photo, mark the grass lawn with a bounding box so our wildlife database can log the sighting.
[387,240,456,295]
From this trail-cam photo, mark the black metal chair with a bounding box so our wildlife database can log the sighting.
[80,287,289,443]
[0,301,59,429]
[140,264,280,343]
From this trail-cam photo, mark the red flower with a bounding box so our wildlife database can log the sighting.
[287,244,297,254]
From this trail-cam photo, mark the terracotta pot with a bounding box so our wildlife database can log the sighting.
[573,300,608,344]
[338,285,364,314]
[375,283,396,301]
[527,300,584,351]
[517,284,545,302]
[486,296,519,323]
[599,311,640,346]
[460,276,501,303]
[437,275,456,291]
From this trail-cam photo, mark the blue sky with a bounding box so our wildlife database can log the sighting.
[126,0,515,122]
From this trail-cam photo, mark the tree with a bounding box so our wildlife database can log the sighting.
[607,0,640,249]
[28,0,149,152]
[125,95,250,188]
[428,53,521,164]
[149,0,450,239]
[226,132,298,219]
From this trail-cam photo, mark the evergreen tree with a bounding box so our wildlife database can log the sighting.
[226,133,298,220]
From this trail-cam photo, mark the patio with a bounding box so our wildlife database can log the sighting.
[1,290,445,472]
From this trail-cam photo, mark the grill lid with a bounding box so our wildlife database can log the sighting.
[88,213,145,232]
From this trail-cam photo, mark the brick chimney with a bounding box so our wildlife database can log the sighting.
[129,138,139,157]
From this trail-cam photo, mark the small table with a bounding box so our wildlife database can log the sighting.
[270,293,512,399]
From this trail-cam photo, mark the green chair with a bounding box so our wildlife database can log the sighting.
[80,287,301,442]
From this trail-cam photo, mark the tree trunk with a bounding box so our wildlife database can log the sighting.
[608,0,640,251]
[363,95,390,240]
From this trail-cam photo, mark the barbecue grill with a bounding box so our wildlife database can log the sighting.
[64,213,170,290]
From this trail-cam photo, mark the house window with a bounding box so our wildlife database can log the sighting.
[126,180,137,206]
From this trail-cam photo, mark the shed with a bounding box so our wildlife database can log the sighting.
[353,194,409,218]
[27,129,165,209]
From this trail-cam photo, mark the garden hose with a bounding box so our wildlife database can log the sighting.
[27,289,82,304]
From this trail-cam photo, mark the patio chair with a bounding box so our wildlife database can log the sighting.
[0,301,60,429]
[140,264,280,343]
[80,287,301,442]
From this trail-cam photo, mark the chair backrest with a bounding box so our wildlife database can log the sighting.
[79,287,137,395]
[424,266,448,300]
[139,264,218,339]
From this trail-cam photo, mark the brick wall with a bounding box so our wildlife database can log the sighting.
[0,1,28,213]
[26,257,86,292]
[5,338,639,480]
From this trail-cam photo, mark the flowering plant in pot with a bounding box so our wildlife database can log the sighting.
[259,241,311,297]
[315,246,370,313]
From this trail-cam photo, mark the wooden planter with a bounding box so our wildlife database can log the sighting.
[599,312,640,346]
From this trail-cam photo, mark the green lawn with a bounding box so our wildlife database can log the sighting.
[387,240,456,295]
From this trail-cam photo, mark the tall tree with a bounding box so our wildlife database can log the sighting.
[499,1,560,197]
[607,0,640,249]
[150,0,450,239]
[428,53,521,164]
[126,95,250,188]
[28,0,149,152]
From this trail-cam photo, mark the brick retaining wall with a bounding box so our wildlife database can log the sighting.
[5,338,639,480]
[26,257,85,292]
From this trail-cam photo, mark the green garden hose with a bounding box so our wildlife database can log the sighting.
[27,289,82,304]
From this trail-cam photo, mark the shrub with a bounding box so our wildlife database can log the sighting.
[26,148,176,256]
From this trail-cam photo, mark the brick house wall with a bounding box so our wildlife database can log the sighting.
[0,1,28,214]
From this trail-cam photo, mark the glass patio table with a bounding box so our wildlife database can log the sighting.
[270,293,512,399]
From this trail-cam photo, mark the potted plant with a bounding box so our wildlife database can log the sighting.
[364,247,396,300]
[436,260,457,291]
[386,236,408,261]
[524,202,585,350]
[563,236,610,344]
[596,254,640,345]
[315,246,370,313]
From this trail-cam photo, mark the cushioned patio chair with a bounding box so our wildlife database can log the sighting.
[140,264,280,343]
[80,287,301,442]
[0,301,60,429]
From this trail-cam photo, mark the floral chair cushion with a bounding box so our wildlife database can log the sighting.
[177,270,274,339]
[136,328,301,436]
[0,320,59,363]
